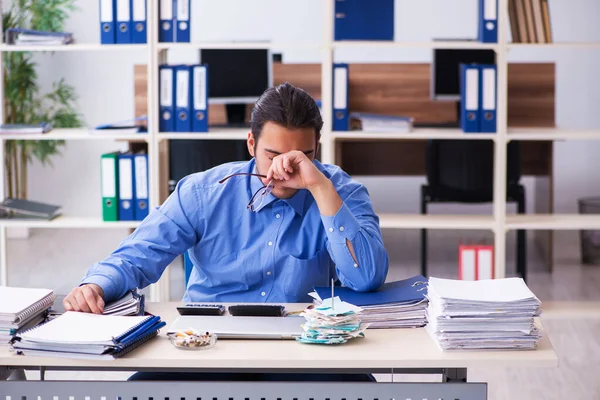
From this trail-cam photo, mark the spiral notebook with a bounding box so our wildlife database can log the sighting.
[0,286,55,325]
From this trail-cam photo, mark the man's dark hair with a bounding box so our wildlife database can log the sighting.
[250,82,323,143]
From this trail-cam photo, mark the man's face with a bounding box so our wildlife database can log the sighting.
[247,121,318,199]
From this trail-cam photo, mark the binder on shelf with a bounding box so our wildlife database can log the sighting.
[334,0,394,41]
[479,64,497,133]
[101,152,119,222]
[159,0,174,42]
[175,0,191,43]
[478,0,498,43]
[118,152,135,221]
[175,65,192,132]
[192,64,208,132]
[159,65,176,132]
[133,152,149,221]
[459,63,480,133]
[332,63,349,131]
[459,245,494,280]
[115,0,132,44]
[132,0,147,44]
[99,0,115,44]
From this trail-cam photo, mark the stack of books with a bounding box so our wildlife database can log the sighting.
[311,275,428,329]
[11,312,165,360]
[0,287,56,345]
[5,28,73,45]
[425,277,543,351]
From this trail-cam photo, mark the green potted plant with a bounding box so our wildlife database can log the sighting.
[3,0,83,237]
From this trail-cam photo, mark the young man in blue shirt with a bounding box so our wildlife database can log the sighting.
[63,82,389,381]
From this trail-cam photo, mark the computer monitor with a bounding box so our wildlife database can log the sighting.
[431,48,496,101]
[199,48,273,126]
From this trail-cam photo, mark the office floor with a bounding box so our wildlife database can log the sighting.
[6,228,600,399]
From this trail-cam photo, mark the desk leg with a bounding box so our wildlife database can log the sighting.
[443,368,467,382]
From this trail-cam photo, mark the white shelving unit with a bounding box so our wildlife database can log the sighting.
[1,0,600,302]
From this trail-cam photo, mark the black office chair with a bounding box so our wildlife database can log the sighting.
[420,140,527,281]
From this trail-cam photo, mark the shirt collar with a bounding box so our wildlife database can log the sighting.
[248,158,309,216]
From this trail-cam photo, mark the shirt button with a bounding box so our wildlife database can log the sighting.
[340,226,345,232]
[329,228,334,232]
[276,214,281,219]
[268,241,273,246]
[267,271,272,276]
[353,263,359,268]
[261,291,266,296]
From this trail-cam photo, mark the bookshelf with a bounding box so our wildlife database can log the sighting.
[1,0,599,302]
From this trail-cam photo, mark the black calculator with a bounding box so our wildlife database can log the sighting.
[176,304,225,316]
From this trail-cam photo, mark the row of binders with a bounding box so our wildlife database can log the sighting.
[508,0,552,43]
[159,64,208,133]
[460,63,497,133]
[99,0,148,44]
[101,151,149,222]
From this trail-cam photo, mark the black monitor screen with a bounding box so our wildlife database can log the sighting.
[199,49,271,101]
[432,49,496,100]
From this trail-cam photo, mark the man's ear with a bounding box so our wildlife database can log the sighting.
[247,132,255,157]
[315,134,321,159]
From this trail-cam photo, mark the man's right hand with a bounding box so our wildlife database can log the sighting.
[63,284,105,314]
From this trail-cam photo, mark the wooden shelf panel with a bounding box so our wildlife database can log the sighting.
[0,44,148,52]
[0,128,148,141]
[506,214,600,230]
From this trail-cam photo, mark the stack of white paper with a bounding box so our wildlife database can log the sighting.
[425,277,542,351]
[0,287,55,345]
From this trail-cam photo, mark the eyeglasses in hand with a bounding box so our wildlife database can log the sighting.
[218,173,274,212]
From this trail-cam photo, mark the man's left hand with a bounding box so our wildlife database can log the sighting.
[266,151,326,191]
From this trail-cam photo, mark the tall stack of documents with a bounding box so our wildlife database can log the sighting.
[311,275,428,329]
[12,312,165,359]
[425,277,542,351]
[0,287,55,345]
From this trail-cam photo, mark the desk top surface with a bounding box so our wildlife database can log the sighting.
[0,302,559,371]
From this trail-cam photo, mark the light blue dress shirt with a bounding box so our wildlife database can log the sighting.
[82,158,389,303]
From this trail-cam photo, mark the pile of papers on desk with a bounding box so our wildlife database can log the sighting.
[11,311,165,360]
[0,287,55,345]
[425,277,542,351]
[49,289,145,319]
[311,276,428,329]
[297,297,367,344]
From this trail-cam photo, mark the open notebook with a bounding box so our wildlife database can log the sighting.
[0,286,55,325]
[11,311,165,359]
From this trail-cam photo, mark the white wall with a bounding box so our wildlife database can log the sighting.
[22,0,600,218]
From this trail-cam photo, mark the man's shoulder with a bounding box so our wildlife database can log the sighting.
[185,160,251,189]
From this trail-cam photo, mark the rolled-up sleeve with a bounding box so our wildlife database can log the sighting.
[320,184,389,292]
[81,176,201,301]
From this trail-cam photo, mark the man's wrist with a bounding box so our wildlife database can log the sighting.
[86,283,104,298]
[307,172,332,194]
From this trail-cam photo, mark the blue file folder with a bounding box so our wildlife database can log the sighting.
[175,0,191,42]
[115,0,132,43]
[334,0,394,41]
[159,0,174,42]
[159,65,176,132]
[478,0,498,43]
[117,152,135,221]
[332,63,349,131]
[133,152,149,221]
[459,63,481,133]
[192,64,209,132]
[479,64,497,133]
[132,0,147,43]
[99,0,115,44]
[314,275,428,306]
[175,65,192,132]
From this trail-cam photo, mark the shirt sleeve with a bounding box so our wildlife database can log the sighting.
[320,183,389,292]
[80,175,201,302]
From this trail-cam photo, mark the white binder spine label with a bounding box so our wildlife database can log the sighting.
[477,249,493,280]
[100,0,113,22]
[483,68,496,110]
[101,158,116,197]
[119,158,133,200]
[133,0,146,21]
[176,69,189,108]
[116,0,130,21]
[194,66,207,110]
[484,0,497,20]
[461,249,476,281]
[465,68,479,111]
[333,67,347,110]
[160,68,173,107]
[160,0,173,19]
[178,0,190,20]
[135,156,148,199]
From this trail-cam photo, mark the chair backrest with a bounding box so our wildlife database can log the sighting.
[426,139,521,194]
